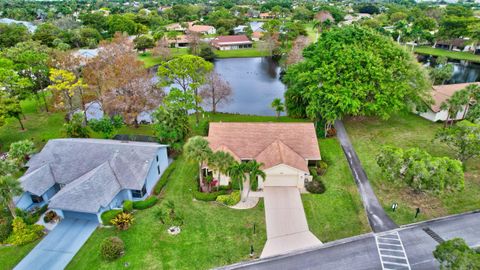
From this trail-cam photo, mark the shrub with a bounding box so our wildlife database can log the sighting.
[43,211,58,223]
[132,196,158,210]
[306,179,326,194]
[153,162,176,195]
[101,209,123,225]
[100,236,125,261]
[15,205,48,225]
[193,190,228,201]
[7,217,44,246]
[123,201,133,213]
[217,184,232,191]
[216,191,241,206]
[0,217,13,243]
[155,200,184,226]
[316,160,328,176]
[111,212,134,230]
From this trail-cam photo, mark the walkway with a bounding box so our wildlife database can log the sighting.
[334,120,398,233]
[15,218,98,270]
[261,187,322,258]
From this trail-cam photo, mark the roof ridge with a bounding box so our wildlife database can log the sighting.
[107,153,125,189]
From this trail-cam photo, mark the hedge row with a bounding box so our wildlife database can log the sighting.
[101,209,123,225]
[132,196,158,210]
[193,190,228,202]
[153,162,176,195]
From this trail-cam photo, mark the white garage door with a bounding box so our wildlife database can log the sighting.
[263,174,298,187]
[63,211,99,223]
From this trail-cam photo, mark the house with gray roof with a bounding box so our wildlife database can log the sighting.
[15,139,169,223]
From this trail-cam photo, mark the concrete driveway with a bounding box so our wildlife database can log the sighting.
[15,218,98,270]
[261,187,322,258]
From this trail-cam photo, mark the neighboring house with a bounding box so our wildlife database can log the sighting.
[211,35,253,50]
[205,123,321,190]
[435,38,467,51]
[233,21,264,35]
[15,139,169,223]
[188,24,216,35]
[73,101,154,124]
[259,12,275,19]
[418,82,479,122]
[167,34,191,48]
[252,31,263,41]
[165,23,186,32]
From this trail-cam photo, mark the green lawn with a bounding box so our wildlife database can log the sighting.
[414,46,480,63]
[138,49,189,68]
[303,138,371,242]
[214,47,269,58]
[345,113,480,225]
[0,240,41,270]
[67,156,267,270]
[0,98,154,152]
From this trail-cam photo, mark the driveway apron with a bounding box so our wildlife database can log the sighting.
[14,218,98,270]
[261,187,321,258]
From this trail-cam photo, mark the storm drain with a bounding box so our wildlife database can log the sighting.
[375,232,411,270]
[422,227,445,243]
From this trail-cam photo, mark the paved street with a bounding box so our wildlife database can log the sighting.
[334,120,398,233]
[221,211,480,270]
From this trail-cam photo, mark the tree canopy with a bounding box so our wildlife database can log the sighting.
[283,26,431,123]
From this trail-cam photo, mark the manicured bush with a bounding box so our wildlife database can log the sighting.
[43,211,58,223]
[101,209,123,225]
[15,204,49,225]
[316,160,328,176]
[111,212,134,230]
[216,191,241,206]
[153,162,176,195]
[0,217,13,243]
[306,179,326,194]
[193,190,228,201]
[155,200,184,226]
[7,217,44,246]
[123,200,133,213]
[133,196,158,210]
[100,236,125,261]
[217,184,232,191]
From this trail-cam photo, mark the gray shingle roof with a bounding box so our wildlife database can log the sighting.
[22,138,166,213]
[48,162,122,213]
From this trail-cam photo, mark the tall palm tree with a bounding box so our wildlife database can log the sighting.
[245,160,266,193]
[227,162,247,194]
[183,136,212,186]
[0,175,23,218]
[462,84,480,119]
[441,90,470,127]
[208,151,235,191]
[271,98,284,118]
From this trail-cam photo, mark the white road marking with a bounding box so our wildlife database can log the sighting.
[375,232,411,270]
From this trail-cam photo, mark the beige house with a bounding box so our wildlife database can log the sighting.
[204,122,321,190]
[418,82,479,122]
[188,24,216,35]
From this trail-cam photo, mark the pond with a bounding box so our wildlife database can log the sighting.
[418,55,480,84]
[154,57,285,116]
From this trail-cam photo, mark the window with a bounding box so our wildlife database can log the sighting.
[157,165,160,174]
[156,155,159,162]
[31,194,44,203]
[132,184,147,198]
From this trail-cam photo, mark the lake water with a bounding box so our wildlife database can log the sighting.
[418,55,480,84]
[156,57,285,116]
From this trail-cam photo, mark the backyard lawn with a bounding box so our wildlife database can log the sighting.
[345,113,480,225]
[138,48,189,68]
[67,156,267,270]
[414,46,480,63]
[303,138,371,242]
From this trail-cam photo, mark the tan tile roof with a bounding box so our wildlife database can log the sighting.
[430,82,479,112]
[207,122,321,172]
[212,35,252,46]
[188,24,214,33]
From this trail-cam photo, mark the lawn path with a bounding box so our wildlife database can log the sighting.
[334,120,398,233]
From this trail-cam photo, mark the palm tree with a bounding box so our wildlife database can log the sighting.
[462,84,480,119]
[183,136,212,187]
[227,162,247,195]
[245,160,266,193]
[271,98,284,118]
[167,31,179,51]
[441,90,470,127]
[0,175,23,218]
[208,151,235,191]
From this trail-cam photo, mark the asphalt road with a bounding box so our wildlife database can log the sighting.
[220,211,480,270]
[334,120,398,233]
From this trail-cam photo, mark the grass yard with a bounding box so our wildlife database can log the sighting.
[67,156,267,270]
[303,138,371,242]
[345,113,480,225]
[214,46,269,59]
[414,46,480,63]
[0,98,154,152]
[0,240,41,270]
[138,49,189,68]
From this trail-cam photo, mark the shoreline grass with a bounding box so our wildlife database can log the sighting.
[414,46,480,63]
